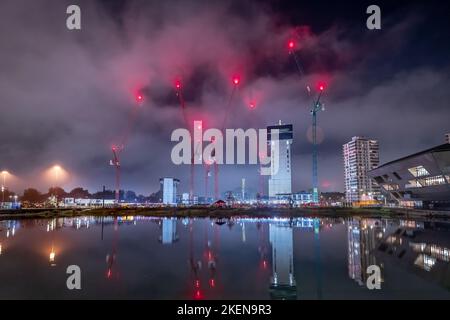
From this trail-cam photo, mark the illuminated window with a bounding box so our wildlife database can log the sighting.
[382,183,399,191]
[419,175,446,187]
[423,255,436,271]
[406,180,422,188]
[406,175,445,188]
[414,254,436,272]
[408,166,429,177]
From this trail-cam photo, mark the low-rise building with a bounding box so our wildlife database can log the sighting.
[369,144,450,210]
[63,198,116,207]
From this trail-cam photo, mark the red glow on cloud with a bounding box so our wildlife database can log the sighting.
[321,180,332,188]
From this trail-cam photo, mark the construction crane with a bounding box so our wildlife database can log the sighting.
[174,79,195,204]
[288,39,326,204]
[311,85,325,203]
[206,75,240,202]
[109,92,143,205]
[110,145,122,203]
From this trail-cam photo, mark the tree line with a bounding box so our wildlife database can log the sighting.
[3,187,163,204]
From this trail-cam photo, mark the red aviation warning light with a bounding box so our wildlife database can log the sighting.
[288,40,295,51]
[232,76,240,86]
[136,93,143,102]
[175,80,182,90]
[249,101,256,109]
[317,82,326,92]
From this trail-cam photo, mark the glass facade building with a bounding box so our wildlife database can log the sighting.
[369,144,450,209]
[343,137,380,203]
[267,122,293,198]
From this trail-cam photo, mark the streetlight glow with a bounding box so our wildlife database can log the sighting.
[49,251,55,263]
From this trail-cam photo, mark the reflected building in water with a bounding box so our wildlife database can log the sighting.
[269,222,297,299]
[160,218,179,244]
[347,218,385,286]
[376,219,450,289]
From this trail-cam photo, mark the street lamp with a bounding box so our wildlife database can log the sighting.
[1,170,9,207]
[49,249,56,265]
[52,165,61,208]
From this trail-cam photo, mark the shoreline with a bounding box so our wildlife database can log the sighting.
[1,207,449,220]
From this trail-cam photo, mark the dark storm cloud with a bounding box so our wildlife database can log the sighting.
[0,0,449,195]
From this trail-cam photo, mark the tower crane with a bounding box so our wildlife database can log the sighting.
[109,92,143,205]
[311,86,325,203]
[288,40,326,204]
[110,145,122,204]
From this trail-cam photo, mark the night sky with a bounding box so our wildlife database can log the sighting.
[1,0,449,195]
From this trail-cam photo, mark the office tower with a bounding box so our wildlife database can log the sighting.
[268,121,293,198]
[160,177,179,205]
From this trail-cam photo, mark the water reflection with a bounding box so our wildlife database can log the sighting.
[347,218,386,286]
[0,216,449,299]
[160,218,178,244]
[376,219,450,288]
[268,222,296,299]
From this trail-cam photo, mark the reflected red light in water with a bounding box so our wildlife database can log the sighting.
[194,290,203,300]
[209,278,215,288]
[262,260,267,269]
[195,280,200,288]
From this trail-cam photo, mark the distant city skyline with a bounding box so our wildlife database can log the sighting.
[1,0,449,195]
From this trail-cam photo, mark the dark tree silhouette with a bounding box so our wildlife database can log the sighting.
[21,188,43,203]
[68,187,91,198]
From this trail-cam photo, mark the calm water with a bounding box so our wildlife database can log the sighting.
[0,216,449,299]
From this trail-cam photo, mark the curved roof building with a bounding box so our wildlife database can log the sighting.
[369,144,450,209]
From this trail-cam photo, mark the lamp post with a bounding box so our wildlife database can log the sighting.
[1,171,9,207]
[52,166,61,208]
